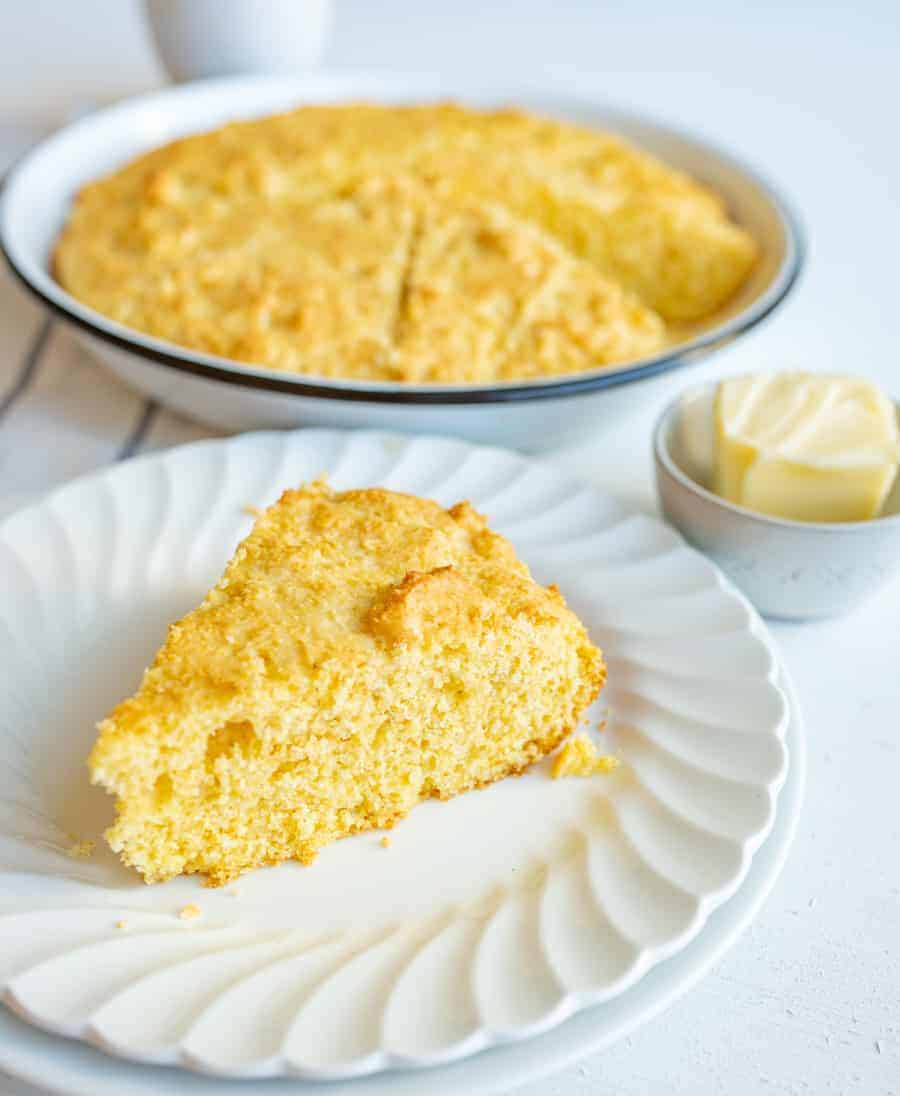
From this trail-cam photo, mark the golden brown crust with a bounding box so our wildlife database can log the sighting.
[366,565,484,645]
[54,103,757,383]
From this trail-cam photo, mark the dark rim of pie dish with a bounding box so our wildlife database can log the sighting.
[0,183,805,408]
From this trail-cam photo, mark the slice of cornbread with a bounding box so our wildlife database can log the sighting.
[56,177,418,380]
[390,192,664,383]
[499,232,665,380]
[412,127,758,323]
[90,483,605,885]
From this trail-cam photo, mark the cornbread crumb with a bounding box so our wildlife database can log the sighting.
[115,919,128,930]
[89,482,605,885]
[552,734,619,779]
[243,505,263,518]
[67,840,94,860]
[178,903,202,921]
[380,836,391,849]
[228,887,240,897]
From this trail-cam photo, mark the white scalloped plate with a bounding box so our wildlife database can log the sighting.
[0,430,789,1081]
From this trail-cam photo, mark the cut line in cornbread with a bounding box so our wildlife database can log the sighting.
[89,482,606,885]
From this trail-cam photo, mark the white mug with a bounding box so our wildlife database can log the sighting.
[144,0,333,82]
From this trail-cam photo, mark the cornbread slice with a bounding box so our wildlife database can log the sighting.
[411,127,758,322]
[54,102,759,381]
[498,228,665,381]
[391,192,664,383]
[575,194,760,322]
[90,483,605,885]
[56,177,418,379]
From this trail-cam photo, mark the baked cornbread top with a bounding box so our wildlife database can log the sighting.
[54,103,757,384]
[93,482,599,774]
[89,481,605,884]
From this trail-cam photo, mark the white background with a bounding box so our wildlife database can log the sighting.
[0,2,898,1094]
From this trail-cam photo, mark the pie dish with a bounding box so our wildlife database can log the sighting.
[52,102,757,384]
[0,73,803,446]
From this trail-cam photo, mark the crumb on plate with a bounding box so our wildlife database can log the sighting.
[552,734,619,779]
[67,840,94,860]
[115,919,128,930]
[380,835,391,849]
[178,903,202,921]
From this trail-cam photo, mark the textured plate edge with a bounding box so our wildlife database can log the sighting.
[0,666,804,1096]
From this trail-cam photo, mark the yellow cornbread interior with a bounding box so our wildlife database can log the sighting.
[714,372,900,522]
[54,103,758,383]
[89,483,606,885]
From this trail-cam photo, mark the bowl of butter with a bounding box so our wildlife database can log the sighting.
[654,372,900,619]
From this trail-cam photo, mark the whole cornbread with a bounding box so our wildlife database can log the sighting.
[89,482,606,885]
[54,103,758,383]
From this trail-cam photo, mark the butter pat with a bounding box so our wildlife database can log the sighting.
[714,373,899,522]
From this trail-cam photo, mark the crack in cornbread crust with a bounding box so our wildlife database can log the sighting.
[89,483,605,885]
[54,103,757,383]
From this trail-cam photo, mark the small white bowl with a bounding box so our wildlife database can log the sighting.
[654,382,900,620]
[144,0,334,82]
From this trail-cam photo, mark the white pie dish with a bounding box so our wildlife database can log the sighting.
[654,381,900,619]
[0,72,803,450]
[0,429,789,1079]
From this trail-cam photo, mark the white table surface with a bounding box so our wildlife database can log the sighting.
[0,2,898,1094]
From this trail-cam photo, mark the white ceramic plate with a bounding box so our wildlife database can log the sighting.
[0,430,789,1081]
[0,72,803,448]
[0,681,805,1096]
[0,676,804,1096]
